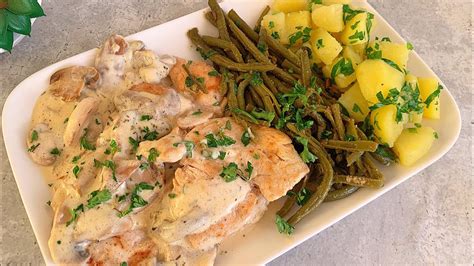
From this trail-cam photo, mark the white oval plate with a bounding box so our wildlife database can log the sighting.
[2,0,461,265]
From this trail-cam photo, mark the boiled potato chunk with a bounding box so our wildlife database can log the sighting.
[310,28,343,65]
[370,105,405,147]
[322,0,352,4]
[343,45,363,67]
[311,4,344,32]
[341,12,368,45]
[273,0,308,13]
[338,83,370,122]
[261,12,286,44]
[286,11,312,45]
[356,59,405,104]
[393,126,436,166]
[378,41,410,69]
[418,77,441,119]
[352,43,367,58]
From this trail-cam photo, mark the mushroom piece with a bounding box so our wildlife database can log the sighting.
[49,66,100,102]
[63,97,99,147]
[27,123,62,166]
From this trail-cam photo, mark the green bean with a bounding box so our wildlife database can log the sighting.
[324,185,359,202]
[300,49,311,88]
[333,175,383,188]
[330,104,346,140]
[202,35,243,63]
[363,154,384,181]
[230,35,248,59]
[257,27,270,57]
[254,5,270,32]
[346,151,363,166]
[253,84,276,115]
[209,0,231,41]
[227,78,238,109]
[249,88,264,108]
[288,142,334,225]
[281,59,302,74]
[227,9,259,42]
[188,29,275,72]
[262,73,278,95]
[261,28,300,66]
[204,11,217,27]
[321,140,378,152]
[237,76,251,110]
[270,76,291,93]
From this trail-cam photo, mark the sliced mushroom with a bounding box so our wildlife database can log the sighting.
[49,66,100,102]
[27,123,61,166]
[63,97,99,147]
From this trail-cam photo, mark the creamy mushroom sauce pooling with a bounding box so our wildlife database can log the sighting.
[27,35,309,265]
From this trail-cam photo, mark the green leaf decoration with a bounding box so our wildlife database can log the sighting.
[28,0,44,18]
[0,10,7,37]
[7,0,35,16]
[0,28,13,51]
[7,10,31,35]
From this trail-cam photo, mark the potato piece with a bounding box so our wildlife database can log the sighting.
[393,126,436,166]
[343,45,363,67]
[338,83,370,122]
[261,13,286,44]
[352,43,367,58]
[356,59,405,104]
[378,41,410,69]
[310,28,343,65]
[273,0,308,13]
[285,11,312,45]
[322,0,352,4]
[370,105,405,147]
[341,12,368,45]
[418,77,441,119]
[311,4,344,32]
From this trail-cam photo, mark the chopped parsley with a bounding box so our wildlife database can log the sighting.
[140,115,152,121]
[374,144,396,161]
[275,215,294,235]
[86,189,112,209]
[27,143,40,152]
[433,132,439,139]
[129,137,140,152]
[185,76,194,87]
[118,183,155,217]
[250,72,263,86]
[382,58,403,73]
[331,58,354,80]
[295,137,317,163]
[288,27,311,46]
[243,161,254,181]
[407,42,414,50]
[241,129,251,146]
[257,43,267,53]
[196,77,205,84]
[198,49,216,60]
[168,193,177,199]
[352,103,362,114]
[424,84,443,108]
[344,134,356,141]
[205,133,236,148]
[208,70,219,77]
[142,127,159,141]
[220,162,239,182]
[268,21,275,29]
[271,31,280,40]
[105,139,120,155]
[342,5,365,23]
[321,130,333,140]
[408,128,418,133]
[95,118,101,125]
[80,129,96,151]
[66,204,84,227]
[296,188,311,206]
[225,120,232,130]
[148,148,160,163]
[295,109,314,131]
[94,159,117,181]
[139,162,149,170]
[217,151,227,160]
[173,141,195,158]
[316,39,324,49]
[192,110,203,116]
[72,165,81,178]
[31,130,38,142]
[50,148,61,156]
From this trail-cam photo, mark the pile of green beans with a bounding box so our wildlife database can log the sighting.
[188,0,387,229]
